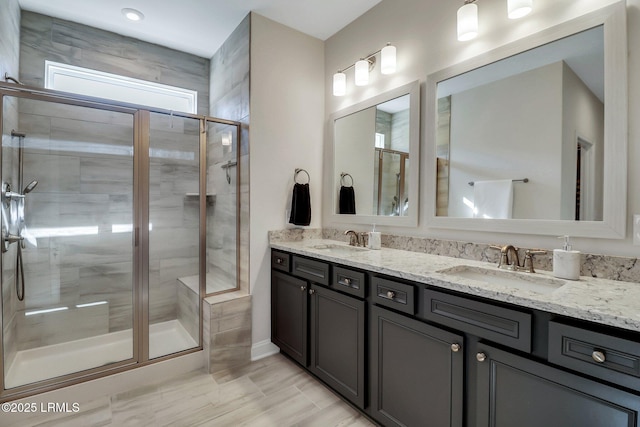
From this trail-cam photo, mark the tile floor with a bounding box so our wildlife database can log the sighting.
[11,354,376,427]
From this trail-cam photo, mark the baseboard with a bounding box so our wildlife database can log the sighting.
[251,340,280,361]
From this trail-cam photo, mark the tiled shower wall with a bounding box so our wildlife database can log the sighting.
[0,0,21,378]
[209,14,250,294]
[9,11,211,350]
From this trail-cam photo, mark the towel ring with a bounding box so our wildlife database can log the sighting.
[294,168,310,184]
[340,173,354,187]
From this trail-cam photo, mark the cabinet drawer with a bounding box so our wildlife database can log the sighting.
[292,255,329,286]
[271,250,290,272]
[423,289,532,353]
[549,322,640,391]
[332,266,366,298]
[371,277,415,315]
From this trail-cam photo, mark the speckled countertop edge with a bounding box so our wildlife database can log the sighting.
[271,238,640,333]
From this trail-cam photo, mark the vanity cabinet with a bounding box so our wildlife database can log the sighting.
[271,270,308,366]
[271,249,640,427]
[370,304,463,427]
[271,253,367,409]
[474,342,640,427]
[309,283,366,408]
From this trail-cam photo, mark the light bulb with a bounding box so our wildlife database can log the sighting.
[457,2,478,41]
[333,72,346,96]
[508,0,532,19]
[355,60,369,86]
[381,45,396,75]
[122,8,144,22]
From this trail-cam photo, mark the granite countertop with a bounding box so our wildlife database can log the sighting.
[271,239,640,333]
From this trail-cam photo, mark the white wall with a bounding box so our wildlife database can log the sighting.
[334,107,376,215]
[324,0,639,257]
[560,62,605,221]
[447,62,563,219]
[250,14,324,347]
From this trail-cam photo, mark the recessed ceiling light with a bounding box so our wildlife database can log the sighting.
[122,8,144,22]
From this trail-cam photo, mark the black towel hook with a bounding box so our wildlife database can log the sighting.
[294,168,310,184]
[340,172,354,187]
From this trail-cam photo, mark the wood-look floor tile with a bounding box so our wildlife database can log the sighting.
[294,400,376,427]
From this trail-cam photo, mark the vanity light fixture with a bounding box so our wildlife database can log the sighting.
[122,8,144,22]
[458,0,533,41]
[457,0,479,41]
[507,0,533,19]
[332,43,396,96]
[354,59,370,86]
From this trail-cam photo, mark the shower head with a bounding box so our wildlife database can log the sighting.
[23,180,38,194]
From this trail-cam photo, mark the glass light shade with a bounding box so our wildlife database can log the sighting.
[457,3,478,41]
[333,72,346,96]
[355,60,369,86]
[221,131,232,146]
[508,0,532,19]
[380,45,397,75]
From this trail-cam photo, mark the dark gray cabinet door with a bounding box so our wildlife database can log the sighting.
[474,343,640,427]
[370,305,464,427]
[309,284,366,409]
[271,271,308,366]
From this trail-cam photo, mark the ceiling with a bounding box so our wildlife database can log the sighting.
[18,0,382,58]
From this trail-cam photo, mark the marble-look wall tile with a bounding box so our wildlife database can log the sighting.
[208,15,249,295]
[20,11,209,115]
[177,280,199,343]
[1,0,23,371]
[205,294,252,373]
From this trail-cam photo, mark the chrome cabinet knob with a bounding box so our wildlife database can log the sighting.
[386,291,396,299]
[276,258,283,264]
[300,285,306,291]
[451,343,461,352]
[309,289,315,295]
[592,350,606,363]
[476,352,487,362]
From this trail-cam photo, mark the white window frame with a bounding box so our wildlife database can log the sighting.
[44,61,197,114]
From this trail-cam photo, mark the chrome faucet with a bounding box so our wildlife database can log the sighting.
[503,245,520,271]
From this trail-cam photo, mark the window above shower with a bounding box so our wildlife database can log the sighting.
[44,61,198,114]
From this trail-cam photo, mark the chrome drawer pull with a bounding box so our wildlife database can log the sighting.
[343,278,351,285]
[592,350,606,363]
[451,343,461,352]
[386,291,396,299]
[476,352,487,362]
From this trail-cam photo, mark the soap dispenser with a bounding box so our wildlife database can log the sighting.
[553,236,581,280]
[368,224,381,250]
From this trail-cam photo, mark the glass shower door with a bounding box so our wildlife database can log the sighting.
[1,96,136,389]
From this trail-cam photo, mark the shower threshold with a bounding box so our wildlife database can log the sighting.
[4,320,197,390]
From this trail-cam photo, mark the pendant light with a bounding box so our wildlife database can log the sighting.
[457,0,478,41]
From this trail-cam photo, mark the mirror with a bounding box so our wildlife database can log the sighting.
[327,80,420,227]
[426,2,627,238]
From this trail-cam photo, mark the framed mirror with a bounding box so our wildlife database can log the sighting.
[426,2,626,238]
[327,80,420,227]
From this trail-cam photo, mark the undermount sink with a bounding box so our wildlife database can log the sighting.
[309,243,369,256]
[437,265,567,294]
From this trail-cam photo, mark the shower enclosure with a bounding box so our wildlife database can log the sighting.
[0,83,240,401]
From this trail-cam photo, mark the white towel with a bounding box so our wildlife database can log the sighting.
[473,180,513,219]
